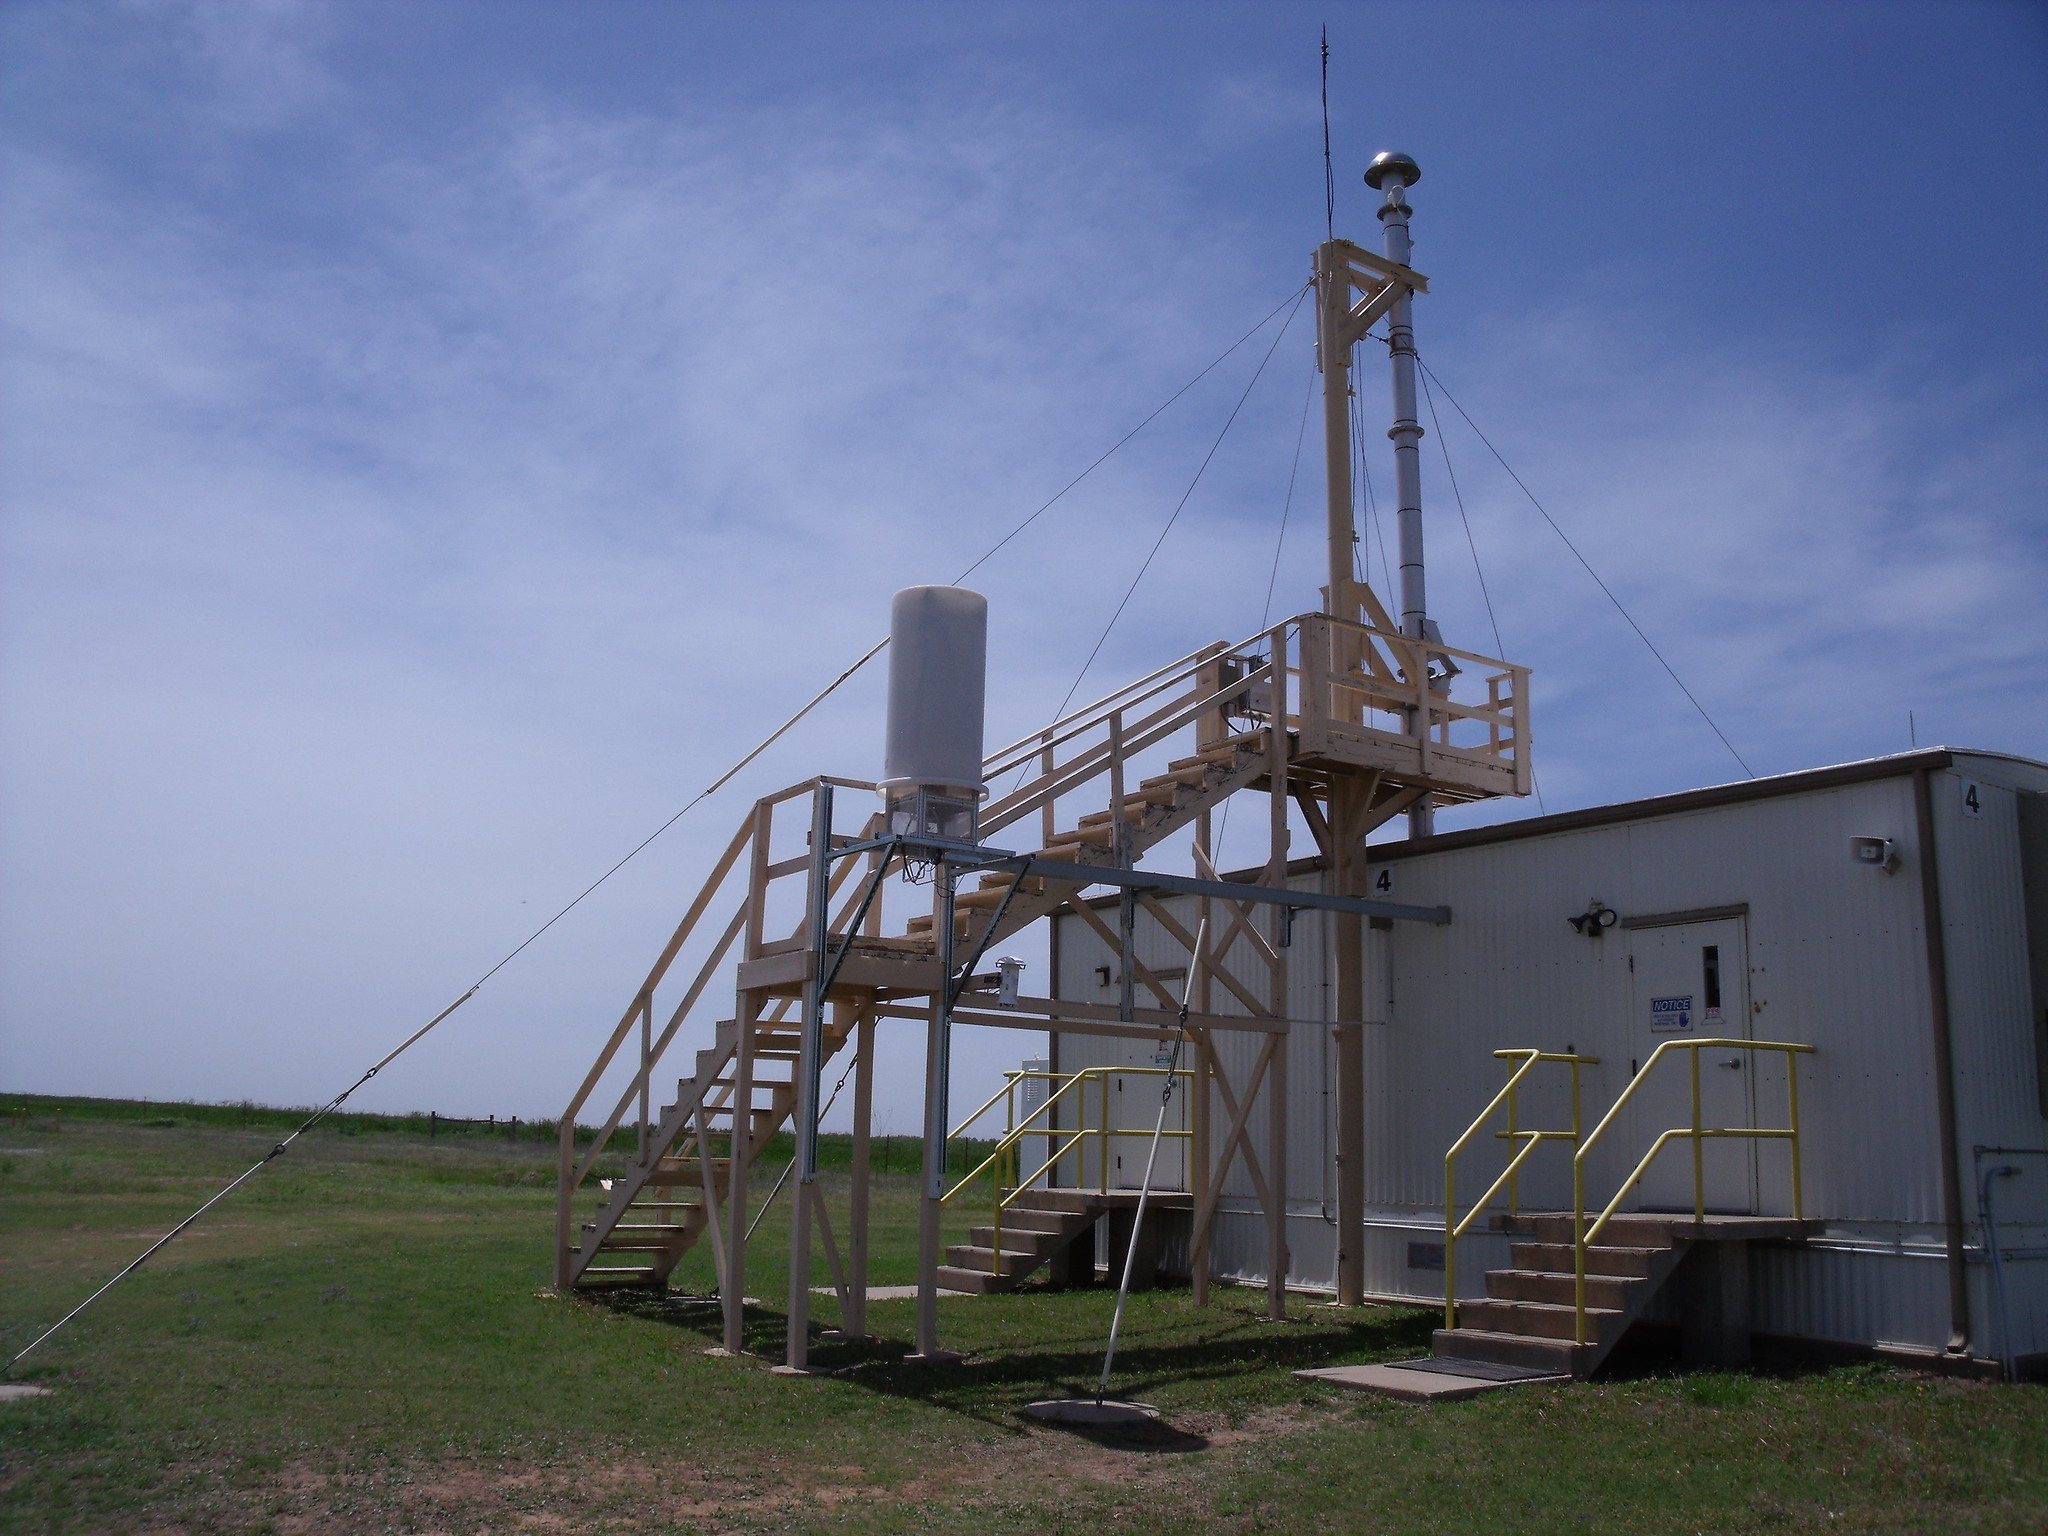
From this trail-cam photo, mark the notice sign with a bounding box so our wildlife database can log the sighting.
[1649,994,1695,1033]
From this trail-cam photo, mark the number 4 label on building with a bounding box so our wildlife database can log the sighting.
[1374,869,1392,893]
[1961,780,1983,818]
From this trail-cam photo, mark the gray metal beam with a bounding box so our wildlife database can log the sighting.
[1014,856,1450,925]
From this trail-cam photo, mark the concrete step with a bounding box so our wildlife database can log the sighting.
[969,1225,1068,1256]
[1485,1267,1640,1310]
[1511,1241,1662,1278]
[986,1207,1077,1234]
[944,1244,1045,1279]
[1458,1297,1627,1344]
[1506,1213,1686,1248]
[1007,1188,1104,1216]
[935,1265,1014,1295]
[1432,1327,1594,1377]
[574,1266,660,1287]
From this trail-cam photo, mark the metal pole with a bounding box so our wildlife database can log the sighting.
[1366,151,1435,839]
[1095,925,1204,1403]
[913,861,957,1360]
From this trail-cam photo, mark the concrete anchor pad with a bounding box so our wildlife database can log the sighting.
[1293,1363,1568,1402]
[1023,1398,1161,1425]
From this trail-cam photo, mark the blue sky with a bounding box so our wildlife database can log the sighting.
[3,0,2044,1127]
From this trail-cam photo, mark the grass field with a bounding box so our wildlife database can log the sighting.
[4,1099,2047,1534]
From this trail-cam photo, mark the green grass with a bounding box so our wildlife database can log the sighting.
[3,1105,2046,1534]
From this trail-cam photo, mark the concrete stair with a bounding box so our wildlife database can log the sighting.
[938,1189,1102,1294]
[1431,1212,1821,1380]
[1432,1213,1692,1380]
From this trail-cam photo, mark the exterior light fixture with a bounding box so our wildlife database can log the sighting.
[1850,835,1900,873]
[1568,902,1618,936]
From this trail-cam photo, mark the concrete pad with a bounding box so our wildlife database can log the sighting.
[1292,1364,1566,1402]
[1023,1398,1159,1425]
[0,1384,52,1403]
[814,1285,971,1300]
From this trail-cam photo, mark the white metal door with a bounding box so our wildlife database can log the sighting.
[1626,918,1755,1214]
[1105,1030,1190,1190]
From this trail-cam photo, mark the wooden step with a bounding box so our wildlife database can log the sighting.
[1043,824,1114,849]
[1077,804,1150,829]
[1165,736,1261,774]
[953,887,1013,910]
[1458,1297,1627,1344]
[1431,1327,1591,1376]
[1138,764,1221,792]
[1510,1241,1662,1278]
[1485,1268,1639,1310]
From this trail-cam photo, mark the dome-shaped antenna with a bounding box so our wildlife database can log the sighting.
[1363,151,1421,189]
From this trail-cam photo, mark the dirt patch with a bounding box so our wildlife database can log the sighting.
[126,1402,1327,1533]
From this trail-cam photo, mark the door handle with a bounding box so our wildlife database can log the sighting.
[1718,1057,1743,1070]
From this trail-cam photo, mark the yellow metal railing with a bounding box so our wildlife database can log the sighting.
[941,1066,1192,1270]
[1443,1050,1597,1329]
[1571,1037,1814,1344]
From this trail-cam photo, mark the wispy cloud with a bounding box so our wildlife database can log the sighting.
[2,4,2042,1124]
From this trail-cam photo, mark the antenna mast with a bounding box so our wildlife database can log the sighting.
[1313,150,1435,837]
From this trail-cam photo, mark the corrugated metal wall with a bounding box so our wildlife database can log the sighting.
[1047,751,2048,1356]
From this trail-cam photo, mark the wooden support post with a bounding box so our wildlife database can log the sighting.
[1265,686,1291,1320]
[783,782,833,1371]
[721,799,773,1356]
[1332,777,1367,1307]
[845,1005,875,1340]
[1192,807,1214,1308]
[1268,1011,1290,1320]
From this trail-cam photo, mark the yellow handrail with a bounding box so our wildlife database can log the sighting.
[1570,1038,1814,1345]
[1443,1050,1598,1329]
[941,1066,1192,1272]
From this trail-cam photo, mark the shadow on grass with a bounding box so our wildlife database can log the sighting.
[583,1282,1438,1445]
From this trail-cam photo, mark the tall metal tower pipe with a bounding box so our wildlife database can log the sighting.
[1366,151,1434,840]
[1366,152,1426,641]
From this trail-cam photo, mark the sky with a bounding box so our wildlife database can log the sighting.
[2,0,2044,1133]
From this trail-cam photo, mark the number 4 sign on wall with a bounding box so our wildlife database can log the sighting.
[1961,780,1984,818]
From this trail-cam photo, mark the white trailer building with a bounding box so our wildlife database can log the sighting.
[1051,746,2048,1378]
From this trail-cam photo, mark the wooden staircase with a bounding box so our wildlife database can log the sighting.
[1432,1213,1817,1379]
[563,725,1274,1292]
